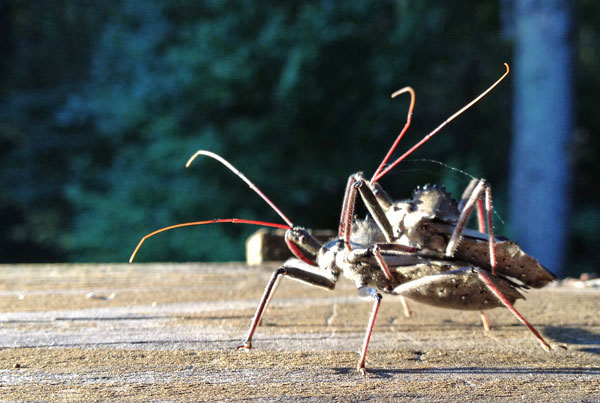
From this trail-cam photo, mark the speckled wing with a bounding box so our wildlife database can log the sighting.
[391,267,524,310]
[451,228,557,288]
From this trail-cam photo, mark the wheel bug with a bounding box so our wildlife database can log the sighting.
[130,63,556,375]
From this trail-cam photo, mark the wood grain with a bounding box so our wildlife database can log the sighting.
[0,263,598,401]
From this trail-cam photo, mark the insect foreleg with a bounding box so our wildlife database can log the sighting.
[355,178,395,242]
[237,259,337,350]
[338,174,395,249]
[338,175,358,239]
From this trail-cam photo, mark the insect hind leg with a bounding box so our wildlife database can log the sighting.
[477,269,552,351]
[391,267,552,351]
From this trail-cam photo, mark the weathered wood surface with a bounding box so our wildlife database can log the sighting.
[0,263,598,401]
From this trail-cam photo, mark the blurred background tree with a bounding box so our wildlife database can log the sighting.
[0,1,598,276]
[509,0,573,274]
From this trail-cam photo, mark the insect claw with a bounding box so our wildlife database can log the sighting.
[357,365,368,377]
[237,342,252,351]
[540,340,552,352]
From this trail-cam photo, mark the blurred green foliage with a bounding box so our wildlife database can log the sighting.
[0,1,598,275]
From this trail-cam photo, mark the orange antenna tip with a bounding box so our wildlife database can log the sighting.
[391,86,414,99]
[128,218,291,263]
[370,86,416,182]
[372,63,510,183]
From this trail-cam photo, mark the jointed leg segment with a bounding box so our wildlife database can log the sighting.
[453,179,499,330]
[338,175,358,241]
[447,178,497,274]
[477,269,552,351]
[238,260,337,350]
[372,244,410,316]
[338,174,396,250]
[356,286,383,375]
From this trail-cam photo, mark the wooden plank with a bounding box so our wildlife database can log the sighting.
[0,263,598,401]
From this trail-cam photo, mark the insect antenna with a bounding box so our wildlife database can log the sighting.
[130,150,311,263]
[187,150,294,227]
[129,219,291,263]
[371,63,510,184]
[371,86,415,182]
[188,151,319,265]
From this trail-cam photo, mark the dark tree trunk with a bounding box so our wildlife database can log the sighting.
[510,0,573,276]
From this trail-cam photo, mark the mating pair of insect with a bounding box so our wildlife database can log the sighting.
[130,64,556,375]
